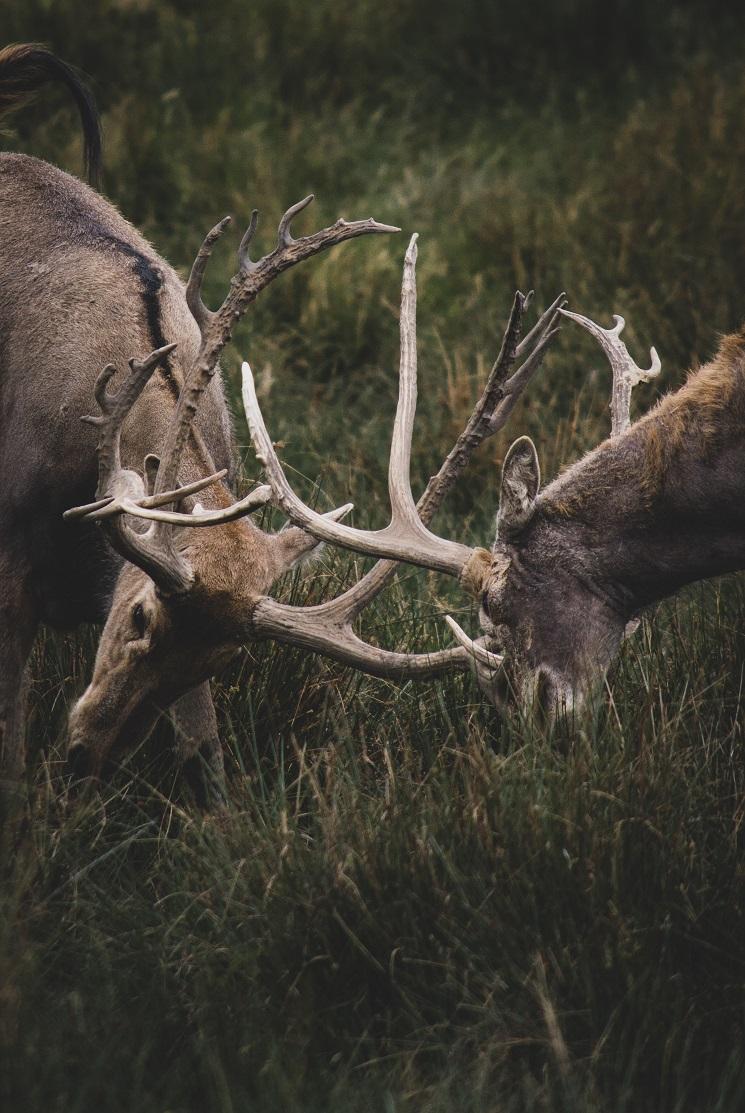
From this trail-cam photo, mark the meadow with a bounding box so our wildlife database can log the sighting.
[3,2,745,1108]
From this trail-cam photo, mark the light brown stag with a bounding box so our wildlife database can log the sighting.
[0,46,387,794]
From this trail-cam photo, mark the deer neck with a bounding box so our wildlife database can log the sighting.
[538,361,745,615]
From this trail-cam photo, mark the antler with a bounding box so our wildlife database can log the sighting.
[245,234,564,679]
[154,195,398,502]
[559,310,661,436]
[65,198,398,591]
[245,235,561,579]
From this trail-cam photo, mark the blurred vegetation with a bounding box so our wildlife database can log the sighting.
[4,1,745,1110]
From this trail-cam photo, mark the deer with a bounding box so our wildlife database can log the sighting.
[0,43,561,803]
[242,231,745,719]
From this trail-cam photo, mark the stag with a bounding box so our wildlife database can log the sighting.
[1,44,561,799]
[0,45,393,795]
[244,233,745,719]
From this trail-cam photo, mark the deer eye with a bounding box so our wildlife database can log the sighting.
[131,602,148,640]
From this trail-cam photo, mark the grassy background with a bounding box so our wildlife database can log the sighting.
[4,2,745,1109]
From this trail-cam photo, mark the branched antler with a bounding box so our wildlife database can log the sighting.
[559,310,661,436]
[156,196,397,502]
[245,234,564,680]
[65,197,398,592]
[62,345,201,591]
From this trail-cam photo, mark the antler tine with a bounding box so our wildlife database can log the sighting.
[276,193,314,249]
[153,198,400,508]
[90,362,117,415]
[87,483,273,528]
[444,615,505,670]
[559,309,661,437]
[62,469,228,522]
[516,290,566,358]
[237,209,259,272]
[486,320,563,436]
[185,216,232,330]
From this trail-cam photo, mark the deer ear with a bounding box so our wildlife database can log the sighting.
[497,436,540,538]
[271,504,353,576]
[273,526,326,574]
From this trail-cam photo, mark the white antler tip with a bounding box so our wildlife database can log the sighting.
[324,502,354,523]
[649,346,661,376]
[444,615,504,670]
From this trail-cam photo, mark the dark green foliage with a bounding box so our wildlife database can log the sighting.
[3,3,745,1109]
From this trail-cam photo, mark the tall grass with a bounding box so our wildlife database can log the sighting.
[4,3,745,1109]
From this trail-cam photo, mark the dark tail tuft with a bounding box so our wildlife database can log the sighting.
[0,42,102,188]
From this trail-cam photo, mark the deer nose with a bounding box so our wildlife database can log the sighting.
[65,741,93,783]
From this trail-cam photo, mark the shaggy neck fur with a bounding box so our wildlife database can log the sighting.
[532,328,745,613]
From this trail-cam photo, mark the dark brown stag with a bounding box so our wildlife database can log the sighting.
[244,232,745,717]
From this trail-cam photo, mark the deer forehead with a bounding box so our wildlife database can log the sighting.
[490,551,512,591]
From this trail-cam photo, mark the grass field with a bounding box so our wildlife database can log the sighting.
[4,3,745,1109]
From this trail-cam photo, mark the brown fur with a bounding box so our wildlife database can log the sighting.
[542,328,745,522]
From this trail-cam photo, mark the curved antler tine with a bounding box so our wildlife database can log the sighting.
[237,209,260,273]
[560,308,661,436]
[62,495,115,521]
[560,309,661,381]
[444,615,504,670]
[129,341,179,377]
[389,233,420,525]
[84,343,178,487]
[186,216,232,329]
[90,363,117,416]
[276,194,314,249]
